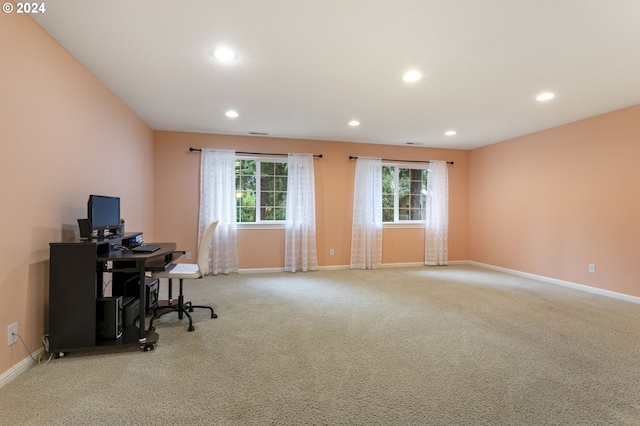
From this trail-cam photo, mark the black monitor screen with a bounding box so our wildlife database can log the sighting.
[88,195,120,232]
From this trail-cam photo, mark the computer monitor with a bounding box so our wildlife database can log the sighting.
[88,195,121,238]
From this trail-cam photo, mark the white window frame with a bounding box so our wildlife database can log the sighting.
[235,156,288,229]
[382,163,429,228]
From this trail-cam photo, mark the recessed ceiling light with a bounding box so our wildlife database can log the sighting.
[403,70,422,82]
[445,130,456,136]
[536,92,555,101]
[214,48,236,62]
[225,110,239,118]
[348,120,360,127]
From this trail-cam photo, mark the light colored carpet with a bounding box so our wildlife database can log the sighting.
[2,265,640,425]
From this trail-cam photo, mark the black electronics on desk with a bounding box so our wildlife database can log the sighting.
[122,297,139,327]
[113,276,159,312]
[87,194,121,239]
[96,296,123,340]
[77,218,92,240]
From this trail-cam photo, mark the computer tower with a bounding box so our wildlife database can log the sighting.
[96,296,123,340]
[121,296,139,327]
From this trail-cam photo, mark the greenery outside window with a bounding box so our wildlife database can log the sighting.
[236,159,288,223]
[382,165,428,223]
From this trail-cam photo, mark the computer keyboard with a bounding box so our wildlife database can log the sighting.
[131,244,161,253]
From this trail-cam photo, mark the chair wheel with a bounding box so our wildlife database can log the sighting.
[188,325,195,332]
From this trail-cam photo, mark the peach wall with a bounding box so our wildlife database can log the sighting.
[0,13,154,376]
[469,104,640,296]
[153,131,469,269]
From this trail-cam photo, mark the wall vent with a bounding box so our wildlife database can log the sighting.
[249,131,269,136]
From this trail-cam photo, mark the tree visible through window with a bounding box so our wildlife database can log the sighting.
[236,159,288,222]
[382,165,428,222]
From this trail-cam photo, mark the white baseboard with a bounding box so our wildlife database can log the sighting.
[318,265,350,271]
[382,262,423,268]
[467,261,640,305]
[241,261,464,273]
[0,347,44,389]
[238,267,284,274]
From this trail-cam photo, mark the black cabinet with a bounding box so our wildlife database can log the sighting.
[49,242,102,351]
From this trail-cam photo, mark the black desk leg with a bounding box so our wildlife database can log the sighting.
[138,260,147,343]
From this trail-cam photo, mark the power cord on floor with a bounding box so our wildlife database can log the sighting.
[11,332,54,365]
[39,334,54,365]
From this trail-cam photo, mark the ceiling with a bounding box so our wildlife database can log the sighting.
[31,0,640,150]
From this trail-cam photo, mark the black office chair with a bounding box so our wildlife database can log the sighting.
[149,220,219,331]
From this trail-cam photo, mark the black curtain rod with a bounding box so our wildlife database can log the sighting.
[348,156,453,165]
[189,147,322,158]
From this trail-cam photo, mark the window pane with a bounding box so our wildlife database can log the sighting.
[410,208,424,220]
[261,162,275,175]
[261,207,274,220]
[237,159,256,180]
[261,176,274,191]
[242,175,256,191]
[274,207,286,220]
[275,176,287,191]
[398,168,410,198]
[275,163,288,175]
[382,208,394,222]
[237,207,256,222]
[382,166,394,189]
[261,192,274,206]
[275,192,286,207]
[236,159,259,223]
[382,194,394,208]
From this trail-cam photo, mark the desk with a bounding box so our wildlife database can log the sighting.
[49,234,183,353]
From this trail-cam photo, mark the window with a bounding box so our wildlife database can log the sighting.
[382,165,428,223]
[235,159,288,223]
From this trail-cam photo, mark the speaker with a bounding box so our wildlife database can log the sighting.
[77,218,92,239]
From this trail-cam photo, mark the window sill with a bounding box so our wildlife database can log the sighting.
[237,223,286,230]
[383,222,426,229]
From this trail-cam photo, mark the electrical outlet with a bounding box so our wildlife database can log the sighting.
[588,263,596,274]
[186,252,192,260]
[329,249,334,256]
[8,323,17,346]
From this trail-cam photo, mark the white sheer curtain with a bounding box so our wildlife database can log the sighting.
[350,157,383,269]
[424,160,449,266]
[199,148,238,274]
[284,153,318,272]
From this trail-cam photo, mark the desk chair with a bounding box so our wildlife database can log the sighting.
[149,220,219,331]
